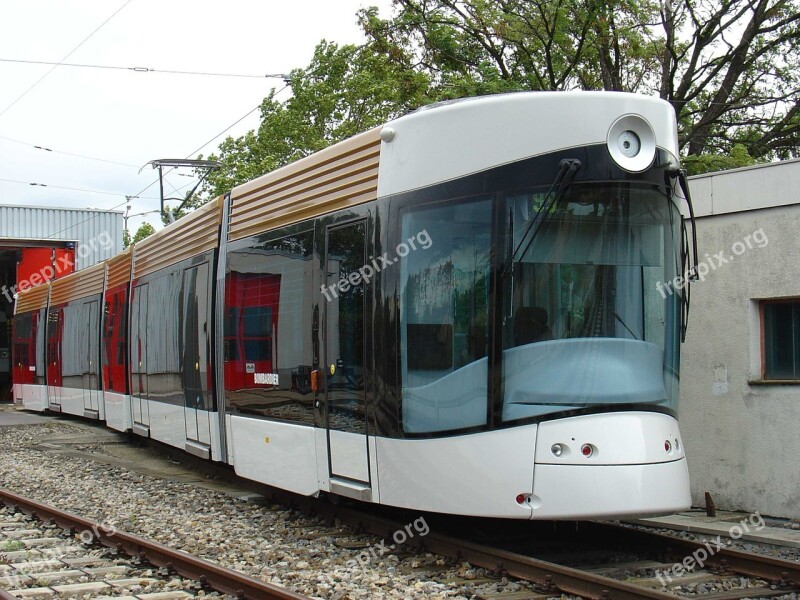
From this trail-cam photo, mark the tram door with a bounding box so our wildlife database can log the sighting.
[182,264,212,451]
[47,308,62,408]
[83,300,100,415]
[323,221,371,493]
[130,284,150,433]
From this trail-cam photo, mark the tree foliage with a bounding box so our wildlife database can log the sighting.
[362,0,800,159]
[682,143,759,174]
[124,222,155,248]
[201,0,799,197]
[203,40,430,197]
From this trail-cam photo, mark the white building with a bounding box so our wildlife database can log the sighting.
[680,158,800,520]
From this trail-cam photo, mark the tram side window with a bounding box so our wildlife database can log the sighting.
[182,263,213,411]
[103,290,128,394]
[47,308,63,388]
[13,310,46,384]
[59,299,101,391]
[224,227,315,424]
[60,302,84,389]
[12,313,33,381]
[13,314,31,363]
[146,271,183,405]
[399,197,492,433]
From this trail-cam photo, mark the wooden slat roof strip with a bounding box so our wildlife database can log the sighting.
[133,196,222,279]
[231,184,378,241]
[229,128,381,241]
[106,248,132,290]
[231,128,380,200]
[237,167,379,225]
[133,234,218,278]
[233,143,381,207]
[50,262,106,306]
[236,160,378,211]
[14,283,50,314]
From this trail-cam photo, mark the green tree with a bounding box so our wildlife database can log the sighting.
[361,0,800,160]
[129,222,155,246]
[201,1,799,191]
[682,144,759,175]
[203,40,430,197]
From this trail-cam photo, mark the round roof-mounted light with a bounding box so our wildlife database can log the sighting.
[607,114,656,172]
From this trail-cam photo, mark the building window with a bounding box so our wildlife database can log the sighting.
[762,300,800,380]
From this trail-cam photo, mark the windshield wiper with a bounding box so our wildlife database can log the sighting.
[613,311,640,340]
[508,158,582,268]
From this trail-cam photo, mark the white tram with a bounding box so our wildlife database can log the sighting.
[13,92,694,519]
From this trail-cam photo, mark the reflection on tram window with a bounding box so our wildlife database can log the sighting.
[144,270,184,406]
[102,289,128,394]
[399,197,492,433]
[501,183,682,422]
[224,227,315,424]
[324,221,368,435]
[12,310,45,385]
[58,298,102,393]
[182,263,212,411]
[128,257,215,412]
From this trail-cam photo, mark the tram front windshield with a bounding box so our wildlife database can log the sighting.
[501,182,682,421]
[398,181,683,434]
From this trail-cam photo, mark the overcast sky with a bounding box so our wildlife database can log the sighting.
[0,0,392,235]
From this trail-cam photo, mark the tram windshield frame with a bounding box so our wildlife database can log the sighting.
[396,161,685,436]
[498,181,683,424]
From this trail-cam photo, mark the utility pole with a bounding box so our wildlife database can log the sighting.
[141,159,220,223]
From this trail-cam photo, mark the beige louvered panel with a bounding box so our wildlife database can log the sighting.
[229,128,381,241]
[50,262,106,306]
[15,283,50,314]
[133,197,223,279]
[107,247,132,290]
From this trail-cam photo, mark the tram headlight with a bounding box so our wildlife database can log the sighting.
[617,130,640,158]
[551,443,564,457]
[607,114,656,172]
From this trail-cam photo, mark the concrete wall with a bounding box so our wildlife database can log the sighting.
[680,165,800,520]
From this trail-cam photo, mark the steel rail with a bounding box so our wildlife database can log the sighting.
[588,522,800,586]
[0,487,310,600]
[15,425,798,600]
[327,504,681,600]
[310,502,800,600]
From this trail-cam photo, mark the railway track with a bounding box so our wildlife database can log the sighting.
[0,488,309,600]
[3,416,799,600]
[281,503,800,600]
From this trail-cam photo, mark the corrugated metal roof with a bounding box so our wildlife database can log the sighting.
[0,204,123,270]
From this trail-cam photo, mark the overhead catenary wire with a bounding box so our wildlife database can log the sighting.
[184,89,287,158]
[0,0,134,120]
[34,84,291,241]
[0,58,290,81]
[0,135,140,168]
[0,177,158,200]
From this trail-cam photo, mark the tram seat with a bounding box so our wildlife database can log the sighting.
[514,307,552,345]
